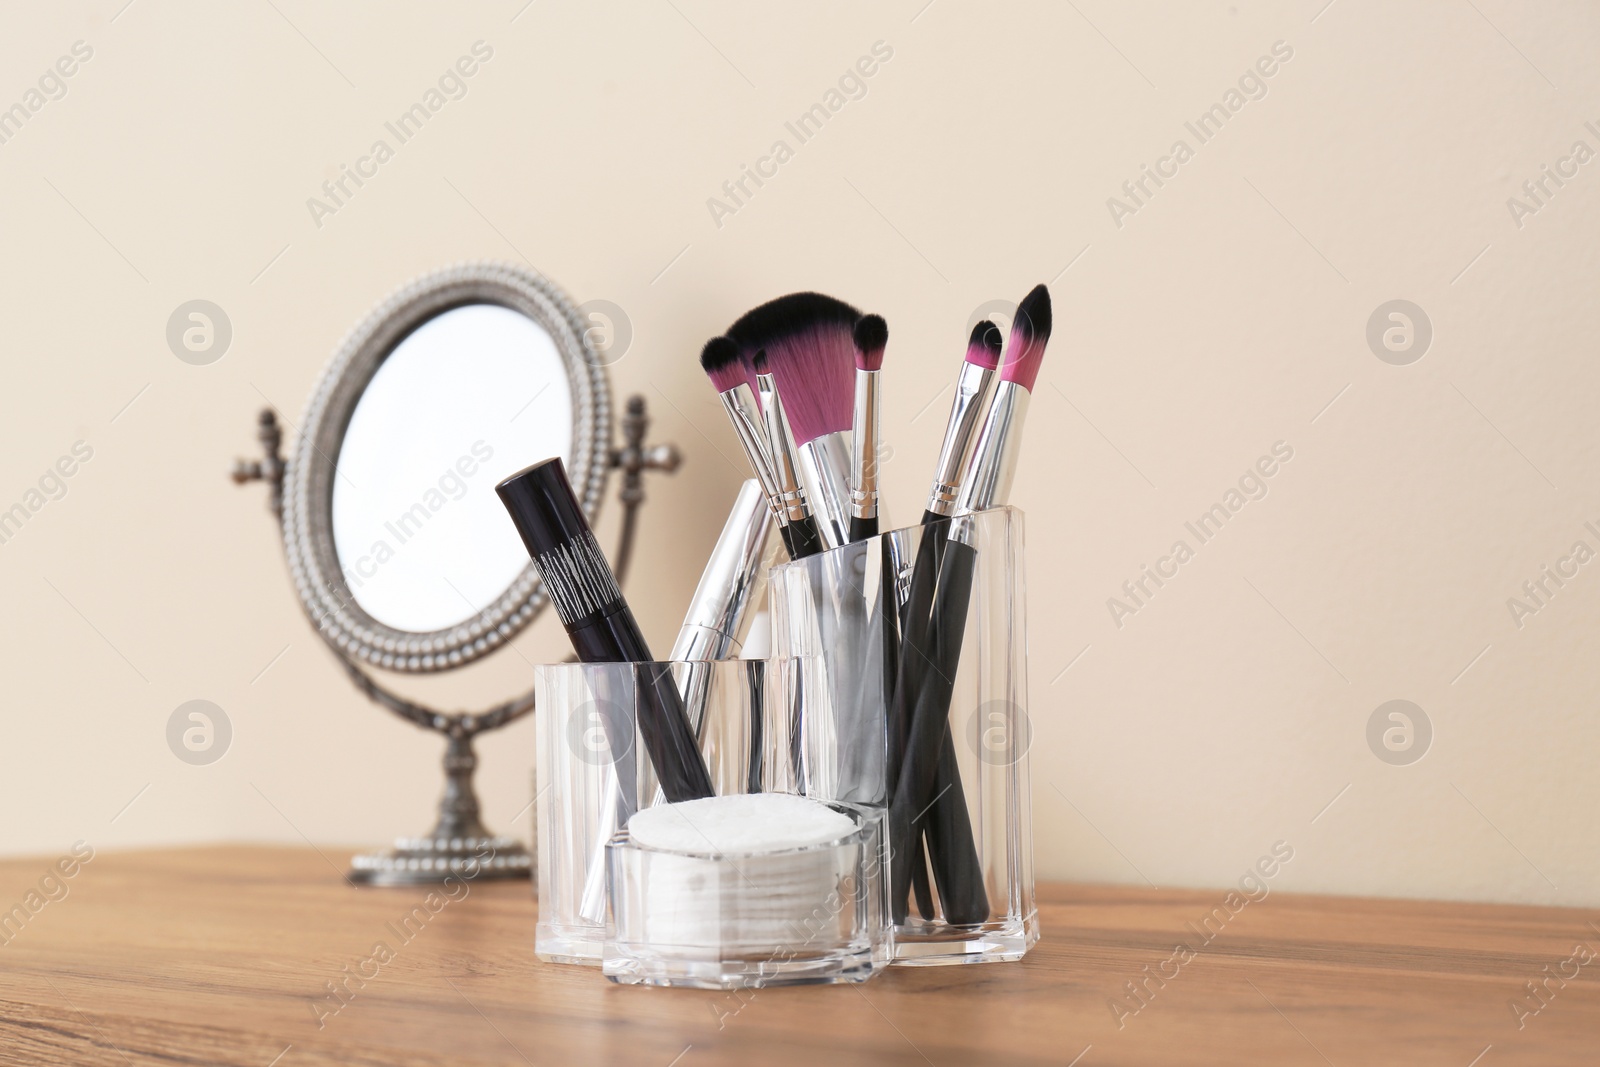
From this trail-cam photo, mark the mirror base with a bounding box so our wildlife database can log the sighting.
[348,835,532,887]
[348,731,533,886]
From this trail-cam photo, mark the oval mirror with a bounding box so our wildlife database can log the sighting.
[282,263,611,673]
[331,304,574,633]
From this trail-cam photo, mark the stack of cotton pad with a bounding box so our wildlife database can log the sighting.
[620,793,861,953]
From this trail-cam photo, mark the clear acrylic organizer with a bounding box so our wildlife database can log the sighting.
[768,506,1037,965]
[531,658,890,986]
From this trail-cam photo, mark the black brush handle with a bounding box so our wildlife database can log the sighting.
[849,515,879,543]
[923,717,988,924]
[790,515,826,558]
[886,513,982,924]
[878,536,934,919]
[889,537,987,924]
[777,522,799,560]
[885,521,941,922]
[572,615,716,803]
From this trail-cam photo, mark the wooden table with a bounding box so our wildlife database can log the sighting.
[0,847,1594,1065]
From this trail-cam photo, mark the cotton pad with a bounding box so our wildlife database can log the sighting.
[627,793,856,856]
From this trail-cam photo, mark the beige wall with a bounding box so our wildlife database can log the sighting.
[2,0,1597,907]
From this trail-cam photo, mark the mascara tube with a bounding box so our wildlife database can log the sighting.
[496,458,715,802]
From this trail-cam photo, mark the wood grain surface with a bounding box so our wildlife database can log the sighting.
[0,847,1594,1065]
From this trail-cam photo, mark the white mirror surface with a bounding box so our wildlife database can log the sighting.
[331,303,574,633]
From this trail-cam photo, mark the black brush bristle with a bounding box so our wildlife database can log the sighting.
[1014,284,1053,344]
[853,314,888,371]
[727,292,860,350]
[699,335,748,394]
[699,335,741,373]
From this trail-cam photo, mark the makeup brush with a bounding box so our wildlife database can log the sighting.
[953,286,1052,516]
[891,285,1054,926]
[848,314,887,543]
[730,293,860,550]
[701,336,805,560]
[924,319,1004,523]
[889,319,1004,709]
[749,349,826,558]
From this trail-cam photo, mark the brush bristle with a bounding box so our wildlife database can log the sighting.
[700,335,750,394]
[751,348,770,375]
[966,320,1002,370]
[729,292,859,445]
[1001,284,1052,391]
[853,314,887,372]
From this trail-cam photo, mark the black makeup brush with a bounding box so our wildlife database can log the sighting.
[890,285,1053,925]
[701,335,806,560]
[729,293,860,550]
[496,457,715,803]
[849,314,887,543]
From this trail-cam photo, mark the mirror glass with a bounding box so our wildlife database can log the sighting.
[331,303,573,633]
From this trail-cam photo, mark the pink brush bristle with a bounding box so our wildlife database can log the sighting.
[700,335,751,394]
[853,314,887,372]
[966,319,1002,370]
[1001,284,1052,392]
[729,292,859,446]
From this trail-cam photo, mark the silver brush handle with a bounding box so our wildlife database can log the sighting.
[850,370,879,521]
[925,361,994,518]
[673,479,774,659]
[951,381,1028,545]
[720,387,790,532]
[755,372,812,525]
[799,433,853,551]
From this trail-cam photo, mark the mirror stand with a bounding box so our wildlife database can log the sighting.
[234,394,680,886]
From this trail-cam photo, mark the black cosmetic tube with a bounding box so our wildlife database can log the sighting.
[496,458,715,803]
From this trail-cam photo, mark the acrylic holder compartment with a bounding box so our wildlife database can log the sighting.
[768,505,1037,965]
[531,658,890,984]
[605,802,881,987]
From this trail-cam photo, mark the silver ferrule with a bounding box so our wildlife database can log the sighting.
[951,382,1029,545]
[754,371,812,525]
[849,369,879,520]
[798,431,853,550]
[925,360,995,517]
[719,386,787,528]
[670,480,774,659]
